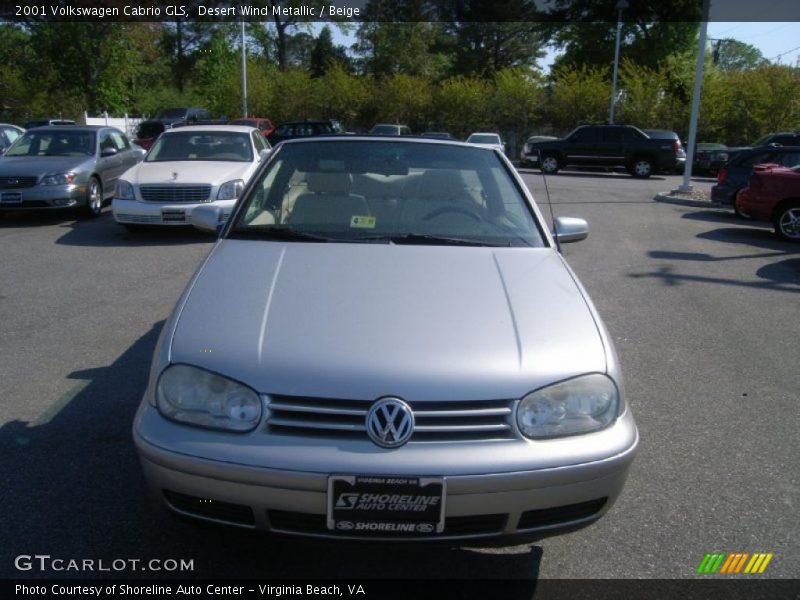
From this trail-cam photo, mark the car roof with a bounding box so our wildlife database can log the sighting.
[23,125,110,132]
[162,125,256,134]
[279,135,488,150]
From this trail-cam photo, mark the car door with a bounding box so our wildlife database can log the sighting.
[598,126,625,165]
[111,129,141,172]
[96,129,125,197]
[565,127,599,166]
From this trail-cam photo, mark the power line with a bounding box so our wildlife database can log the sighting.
[769,44,800,61]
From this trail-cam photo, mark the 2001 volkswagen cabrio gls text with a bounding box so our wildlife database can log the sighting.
[133,137,638,542]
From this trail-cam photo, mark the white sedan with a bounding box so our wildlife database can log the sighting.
[112,125,270,229]
[466,132,506,154]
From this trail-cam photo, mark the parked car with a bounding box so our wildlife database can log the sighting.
[519,135,558,167]
[133,108,221,151]
[228,117,276,138]
[420,132,455,140]
[466,132,506,154]
[724,131,800,162]
[693,143,728,175]
[711,145,800,213]
[23,118,76,129]
[134,136,638,542]
[268,120,340,145]
[112,125,270,229]
[0,123,25,155]
[642,129,686,173]
[369,124,413,136]
[527,124,680,178]
[735,163,800,242]
[0,125,142,217]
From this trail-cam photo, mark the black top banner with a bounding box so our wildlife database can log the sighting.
[1,0,799,23]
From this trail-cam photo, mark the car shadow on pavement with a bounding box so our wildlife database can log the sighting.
[53,212,216,247]
[0,209,80,228]
[0,323,543,590]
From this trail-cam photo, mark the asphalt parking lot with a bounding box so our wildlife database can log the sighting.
[1,168,797,582]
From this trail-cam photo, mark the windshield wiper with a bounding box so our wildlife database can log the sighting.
[229,226,333,242]
[379,233,511,247]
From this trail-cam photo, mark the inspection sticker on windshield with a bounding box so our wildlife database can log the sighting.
[327,475,445,534]
[350,215,376,229]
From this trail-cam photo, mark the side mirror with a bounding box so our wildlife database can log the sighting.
[101,147,118,157]
[258,148,271,162]
[191,205,224,234]
[554,217,589,244]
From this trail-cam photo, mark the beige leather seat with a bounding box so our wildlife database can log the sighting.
[287,172,370,226]
[401,169,482,223]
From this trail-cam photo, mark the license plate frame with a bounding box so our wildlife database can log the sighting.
[327,475,446,535]
[0,192,22,205]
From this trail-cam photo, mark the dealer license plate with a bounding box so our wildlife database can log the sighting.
[161,209,185,223]
[327,475,445,535]
[0,192,22,205]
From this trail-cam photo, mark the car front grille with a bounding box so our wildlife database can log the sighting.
[140,185,211,203]
[0,176,37,189]
[266,395,516,442]
[115,213,163,224]
[267,510,507,537]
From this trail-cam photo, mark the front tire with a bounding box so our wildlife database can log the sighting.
[630,157,653,178]
[540,154,560,175]
[79,177,103,219]
[773,201,800,242]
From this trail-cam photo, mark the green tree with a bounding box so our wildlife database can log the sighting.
[546,65,611,132]
[712,39,767,73]
[312,64,368,122]
[310,26,350,77]
[433,77,491,138]
[194,28,239,117]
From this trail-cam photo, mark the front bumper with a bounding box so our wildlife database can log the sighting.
[112,198,235,226]
[134,403,638,542]
[0,184,86,210]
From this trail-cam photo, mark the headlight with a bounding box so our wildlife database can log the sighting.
[217,179,244,200]
[156,364,262,432]
[516,374,619,439]
[41,172,77,186]
[116,180,135,199]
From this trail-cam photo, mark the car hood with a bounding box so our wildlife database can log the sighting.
[169,241,606,401]
[0,155,94,177]
[124,161,252,186]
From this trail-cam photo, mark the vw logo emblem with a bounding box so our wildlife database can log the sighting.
[365,397,414,448]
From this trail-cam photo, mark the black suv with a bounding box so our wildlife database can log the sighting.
[526,124,680,178]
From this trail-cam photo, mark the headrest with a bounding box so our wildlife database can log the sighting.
[306,171,353,194]
[417,169,464,199]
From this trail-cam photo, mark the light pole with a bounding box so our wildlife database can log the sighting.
[241,19,248,118]
[678,0,710,192]
[609,0,628,124]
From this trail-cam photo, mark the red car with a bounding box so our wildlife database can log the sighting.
[228,117,275,138]
[735,163,800,242]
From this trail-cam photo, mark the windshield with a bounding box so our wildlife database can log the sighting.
[146,131,252,162]
[467,134,501,144]
[230,140,545,247]
[370,125,399,135]
[155,108,188,119]
[5,130,95,157]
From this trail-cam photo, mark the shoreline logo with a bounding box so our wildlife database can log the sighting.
[697,552,774,574]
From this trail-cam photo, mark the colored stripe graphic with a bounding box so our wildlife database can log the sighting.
[700,552,774,575]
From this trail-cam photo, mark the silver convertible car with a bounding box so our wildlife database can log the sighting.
[134,137,638,542]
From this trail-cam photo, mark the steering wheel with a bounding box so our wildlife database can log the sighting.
[422,205,482,222]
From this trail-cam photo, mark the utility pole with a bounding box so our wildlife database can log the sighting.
[241,19,248,118]
[609,0,628,124]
